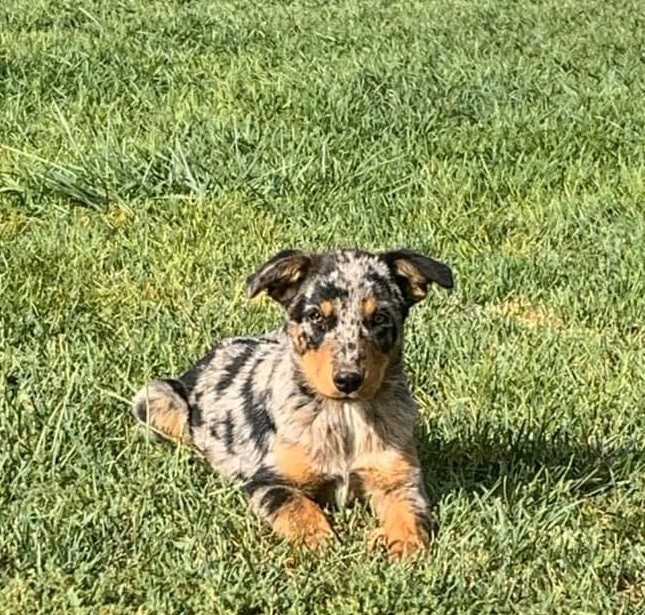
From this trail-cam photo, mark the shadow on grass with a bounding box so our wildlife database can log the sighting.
[417,420,642,502]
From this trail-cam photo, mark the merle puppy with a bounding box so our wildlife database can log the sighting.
[132,248,453,558]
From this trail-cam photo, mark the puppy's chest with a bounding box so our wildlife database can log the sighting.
[306,403,380,507]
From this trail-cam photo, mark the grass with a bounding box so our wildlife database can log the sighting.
[1,0,644,612]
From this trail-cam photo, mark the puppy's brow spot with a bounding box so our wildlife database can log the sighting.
[363,296,379,318]
[320,300,334,317]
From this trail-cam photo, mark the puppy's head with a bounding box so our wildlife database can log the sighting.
[247,248,453,400]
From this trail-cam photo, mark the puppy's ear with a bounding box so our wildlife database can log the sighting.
[381,248,453,306]
[246,249,315,307]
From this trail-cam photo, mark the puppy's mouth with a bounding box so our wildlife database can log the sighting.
[313,387,364,402]
[329,384,377,402]
[335,391,361,401]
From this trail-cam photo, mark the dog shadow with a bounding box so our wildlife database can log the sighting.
[416,419,639,503]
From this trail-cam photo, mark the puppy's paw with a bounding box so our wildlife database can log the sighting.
[272,495,336,551]
[369,512,435,560]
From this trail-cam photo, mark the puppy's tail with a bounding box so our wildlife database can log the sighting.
[131,379,191,444]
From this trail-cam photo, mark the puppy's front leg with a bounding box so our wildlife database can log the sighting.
[356,450,436,559]
[243,469,334,550]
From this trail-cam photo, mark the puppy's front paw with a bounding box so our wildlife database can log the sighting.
[272,495,335,551]
[369,511,435,560]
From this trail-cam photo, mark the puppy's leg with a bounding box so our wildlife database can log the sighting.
[131,379,191,444]
[356,450,435,559]
[243,469,334,550]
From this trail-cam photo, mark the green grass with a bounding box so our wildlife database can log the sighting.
[1,0,644,612]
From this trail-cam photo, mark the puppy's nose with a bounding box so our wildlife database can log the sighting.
[333,371,363,394]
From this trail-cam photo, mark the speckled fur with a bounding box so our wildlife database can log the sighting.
[132,248,453,557]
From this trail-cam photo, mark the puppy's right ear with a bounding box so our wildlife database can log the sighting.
[246,249,315,308]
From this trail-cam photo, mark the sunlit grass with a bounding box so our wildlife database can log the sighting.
[1,0,644,612]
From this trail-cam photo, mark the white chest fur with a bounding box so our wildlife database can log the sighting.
[309,400,376,508]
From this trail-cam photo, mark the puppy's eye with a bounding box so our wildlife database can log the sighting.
[306,308,323,324]
[373,312,391,327]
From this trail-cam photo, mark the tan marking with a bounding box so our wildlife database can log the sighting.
[362,296,379,319]
[357,450,429,558]
[358,335,402,399]
[274,442,324,489]
[271,253,310,286]
[146,399,189,443]
[369,497,430,559]
[394,258,427,300]
[356,450,419,493]
[299,339,341,398]
[319,299,334,318]
[359,345,390,398]
[285,261,306,284]
[270,494,334,550]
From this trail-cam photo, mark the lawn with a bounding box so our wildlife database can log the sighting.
[1,0,644,612]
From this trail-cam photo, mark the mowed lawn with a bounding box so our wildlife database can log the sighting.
[1,0,644,612]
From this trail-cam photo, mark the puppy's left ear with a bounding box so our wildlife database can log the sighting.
[246,249,315,308]
[381,248,454,306]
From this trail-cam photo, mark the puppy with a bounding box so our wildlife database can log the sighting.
[132,248,453,557]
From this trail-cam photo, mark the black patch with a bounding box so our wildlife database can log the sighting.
[224,411,235,454]
[324,314,338,332]
[180,346,220,430]
[184,344,255,431]
[132,397,148,423]
[240,357,276,452]
[260,486,294,516]
[306,325,326,350]
[316,250,368,277]
[417,510,439,540]
[288,295,307,322]
[215,344,256,393]
[286,377,319,410]
[309,476,343,509]
[227,337,263,346]
[365,271,396,297]
[181,363,207,429]
[162,378,189,401]
[210,411,236,454]
[316,252,340,276]
[243,466,289,498]
[178,364,203,393]
[348,470,363,492]
[297,378,316,399]
[257,335,280,344]
[310,281,348,303]
[179,344,219,392]
[188,401,204,430]
[372,321,398,353]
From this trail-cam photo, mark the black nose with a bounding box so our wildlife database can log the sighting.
[333,371,363,394]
